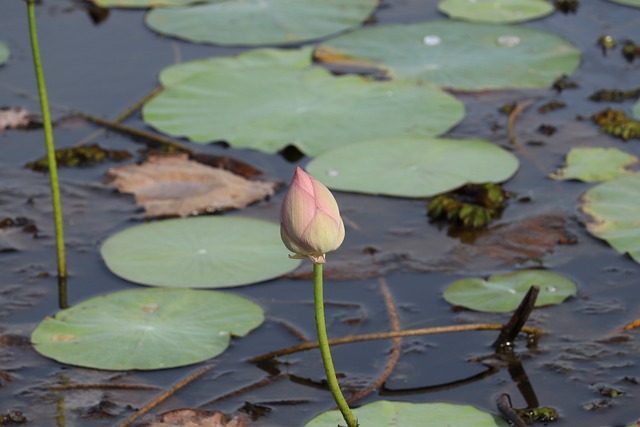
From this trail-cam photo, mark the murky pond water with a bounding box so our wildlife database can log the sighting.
[1,0,640,426]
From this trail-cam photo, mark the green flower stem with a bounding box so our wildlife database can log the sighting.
[27,0,68,308]
[313,263,358,427]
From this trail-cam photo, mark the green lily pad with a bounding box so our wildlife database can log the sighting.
[609,0,640,7]
[31,288,264,370]
[306,401,509,426]
[438,0,554,23]
[143,48,464,156]
[549,147,638,182]
[443,270,578,313]
[101,216,300,288]
[305,137,519,198]
[317,20,580,90]
[146,0,378,46]
[0,42,8,66]
[581,174,640,264]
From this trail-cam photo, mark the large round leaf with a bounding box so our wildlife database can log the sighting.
[443,270,578,313]
[143,50,464,156]
[549,147,638,182]
[581,174,640,264]
[101,216,300,288]
[438,0,554,23]
[146,0,378,46]
[306,401,509,426]
[31,288,264,370]
[0,42,8,66]
[317,20,580,90]
[305,137,519,198]
[609,0,640,7]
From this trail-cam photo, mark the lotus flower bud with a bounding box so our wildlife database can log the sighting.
[280,167,345,264]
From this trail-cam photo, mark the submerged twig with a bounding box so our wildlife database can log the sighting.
[348,277,401,404]
[247,324,544,364]
[496,393,528,427]
[507,99,534,147]
[493,286,540,351]
[116,364,214,427]
[203,374,287,407]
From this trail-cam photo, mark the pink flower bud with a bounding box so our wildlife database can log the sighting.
[280,167,345,264]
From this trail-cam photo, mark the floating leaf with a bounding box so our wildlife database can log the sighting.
[581,174,640,264]
[0,107,37,132]
[438,0,554,23]
[101,216,300,288]
[146,0,378,46]
[443,270,578,313]
[316,21,580,90]
[609,0,640,7]
[306,401,509,426]
[549,147,638,182]
[0,42,8,66]
[305,137,518,198]
[143,48,464,156]
[31,288,264,370]
[141,409,250,427]
[106,154,277,218]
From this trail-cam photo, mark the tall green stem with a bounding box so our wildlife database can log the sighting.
[313,263,358,427]
[27,0,68,308]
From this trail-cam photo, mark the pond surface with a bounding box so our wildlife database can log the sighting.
[1,0,640,426]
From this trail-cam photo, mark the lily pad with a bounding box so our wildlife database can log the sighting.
[443,270,578,313]
[316,20,581,90]
[306,401,509,426]
[143,48,464,156]
[0,41,8,66]
[146,0,378,46]
[581,174,640,264]
[101,216,300,288]
[438,0,554,23]
[549,147,638,182]
[31,288,264,370]
[305,137,519,198]
[609,0,640,7]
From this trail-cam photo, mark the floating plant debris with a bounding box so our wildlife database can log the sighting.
[538,124,557,136]
[538,100,566,113]
[592,108,640,141]
[0,107,40,132]
[498,102,517,114]
[622,39,639,62]
[514,406,559,423]
[589,88,640,102]
[552,75,578,92]
[554,0,578,13]
[26,144,132,172]
[427,183,509,230]
[598,34,617,55]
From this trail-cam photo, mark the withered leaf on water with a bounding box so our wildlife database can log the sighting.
[106,154,277,218]
[140,408,249,427]
[0,107,39,132]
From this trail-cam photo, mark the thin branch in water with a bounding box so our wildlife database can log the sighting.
[116,364,214,427]
[493,285,540,351]
[246,324,544,364]
[380,366,499,395]
[269,317,310,343]
[507,99,534,147]
[348,277,401,404]
[496,393,528,427]
[202,374,287,407]
[50,383,159,391]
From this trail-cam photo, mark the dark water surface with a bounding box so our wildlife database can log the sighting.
[1,0,640,426]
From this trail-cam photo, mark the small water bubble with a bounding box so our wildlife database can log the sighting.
[496,35,521,47]
[327,169,339,177]
[423,35,441,46]
[197,248,207,255]
[547,285,557,292]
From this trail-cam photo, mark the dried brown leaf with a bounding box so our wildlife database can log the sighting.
[0,107,38,132]
[141,409,249,427]
[106,154,277,218]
